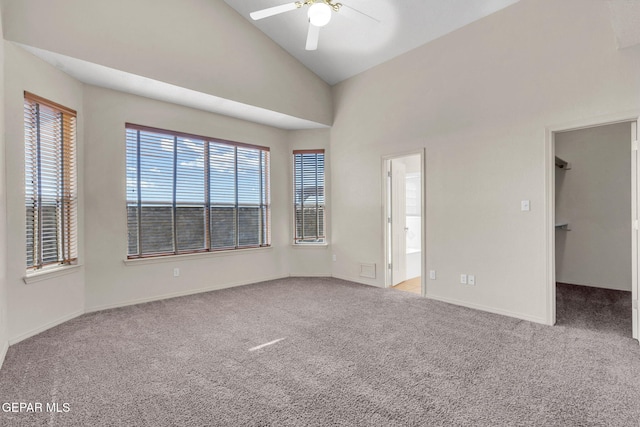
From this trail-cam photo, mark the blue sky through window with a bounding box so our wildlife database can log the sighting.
[126,129,265,205]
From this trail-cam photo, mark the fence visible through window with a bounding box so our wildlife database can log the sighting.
[126,124,270,258]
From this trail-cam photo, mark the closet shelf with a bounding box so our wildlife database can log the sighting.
[555,223,570,231]
[555,156,571,170]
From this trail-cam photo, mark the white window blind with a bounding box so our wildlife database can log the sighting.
[126,124,270,258]
[24,92,78,270]
[293,150,325,243]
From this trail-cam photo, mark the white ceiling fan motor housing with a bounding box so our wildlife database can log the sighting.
[308,2,332,27]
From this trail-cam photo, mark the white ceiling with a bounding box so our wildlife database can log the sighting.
[18,44,328,130]
[224,0,522,85]
[608,0,640,49]
[18,1,639,130]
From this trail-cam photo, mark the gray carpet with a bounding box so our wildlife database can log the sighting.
[556,282,632,337]
[1,277,639,426]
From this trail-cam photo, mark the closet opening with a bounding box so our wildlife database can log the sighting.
[383,151,425,296]
[552,120,637,339]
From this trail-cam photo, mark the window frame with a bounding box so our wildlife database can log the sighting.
[293,149,326,245]
[125,123,271,260]
[24,91,78,272]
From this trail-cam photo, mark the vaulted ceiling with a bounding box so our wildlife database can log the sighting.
[5,0,639,130]
[223,0,522,84]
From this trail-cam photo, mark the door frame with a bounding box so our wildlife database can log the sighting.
[391,159,407,285]
[382,149,426,296]
[545,111,640,340]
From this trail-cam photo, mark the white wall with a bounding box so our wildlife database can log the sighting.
[0,4,8,365]
[0,0,334,346]
[555,122,632,291]
[1,0,332,126]
[287,129,332,277]
[83,86,293,311]
[4,43,85,343]
[330,0,640,323]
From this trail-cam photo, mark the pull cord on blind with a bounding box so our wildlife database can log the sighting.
[24,92,78,271]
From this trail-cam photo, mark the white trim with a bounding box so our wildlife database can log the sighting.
[86,274,289,313]
[23,264,82,284]
[291,243,329,249]
[9,310,84,345]
[545,111,640,332]
[332,273,382,288]
[381,149,426,294]
[334,273,547,324]
[546,110,640,133]
[420,148,427,298]
[544,127,556,326]
[426,294,547,325]
[633,120,639,340]
[0,340,8,370]
[289,273,331,277]
[123,246,273,266]
[382,157,391,288]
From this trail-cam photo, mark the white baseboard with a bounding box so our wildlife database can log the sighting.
[290,273,332,278]
[425,294,547,325]
[0,340,8,370]
[85,274,290,314]
[9,310,84,346]
[331,274,545,324]
[331,274,383,288]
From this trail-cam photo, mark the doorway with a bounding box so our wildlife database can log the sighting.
[384,152,424,296]
[548,118,638,339]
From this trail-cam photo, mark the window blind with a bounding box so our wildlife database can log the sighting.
[293,149,325,243]
[126,124,270,258]
[24,92,78,270]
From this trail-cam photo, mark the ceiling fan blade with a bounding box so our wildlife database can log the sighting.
[338,4,380,24]
[305,23,321,51]
[250,2,299,20]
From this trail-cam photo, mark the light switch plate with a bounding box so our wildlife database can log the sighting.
[521,200,530,211]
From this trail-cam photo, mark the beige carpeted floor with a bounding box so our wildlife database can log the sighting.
[0,277,638,426]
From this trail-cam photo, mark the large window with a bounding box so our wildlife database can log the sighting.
[24,92,78,270]
[126,124,270,258]
[293,150,325,244]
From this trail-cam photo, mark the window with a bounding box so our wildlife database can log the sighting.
[293,150,325,244]
[24,92,78,271]
[126,124,270,258]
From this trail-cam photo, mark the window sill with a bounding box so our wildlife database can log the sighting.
[291,243,329,249]
[23,264,82,284]
[123,246,273,266]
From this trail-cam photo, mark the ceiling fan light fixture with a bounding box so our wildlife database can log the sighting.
[308,2,332,27]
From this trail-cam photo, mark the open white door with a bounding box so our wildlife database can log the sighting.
[391,160,407,286]
[632,119,639,340]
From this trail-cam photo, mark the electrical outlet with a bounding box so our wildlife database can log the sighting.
[521,200,530,211]
[460,274,467,284]
[429,270,436,280]
[173,268,180,277]
[468,275,475,285]
[332,254,337,262]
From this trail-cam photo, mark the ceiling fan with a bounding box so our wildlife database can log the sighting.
[250,0,378,51]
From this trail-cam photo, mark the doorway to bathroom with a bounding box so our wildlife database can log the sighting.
[384,152,424,295]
